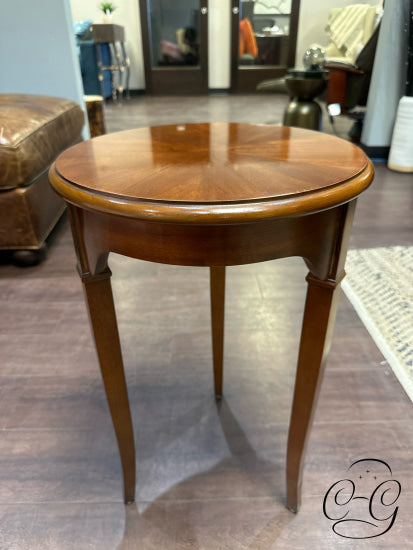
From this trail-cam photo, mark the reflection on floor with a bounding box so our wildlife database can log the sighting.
[0,94,412,549]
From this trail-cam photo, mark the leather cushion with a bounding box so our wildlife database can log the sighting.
[0,94,84,190]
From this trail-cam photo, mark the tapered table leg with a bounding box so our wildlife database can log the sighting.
[82,269,136,504]
[286,273,344,512]
[210,266,226,399]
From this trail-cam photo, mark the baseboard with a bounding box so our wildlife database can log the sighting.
[209,88,231,94]
[128,89,145,96]
[128,88,231,95]
[359,143,390,161]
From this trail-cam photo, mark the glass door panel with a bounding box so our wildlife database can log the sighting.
[140,0,208,94]
[232,0,300,92]
[148,0,201,68]
[238,0,292,67]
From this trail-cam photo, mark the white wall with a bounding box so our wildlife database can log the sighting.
[0,0,86,105]
[69,0,146,89]
[69,0,232,89]
[69,0,382,90]
[209,0,231,88]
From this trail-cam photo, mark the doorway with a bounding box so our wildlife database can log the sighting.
[231,0,301,92]
[139,0,208,94]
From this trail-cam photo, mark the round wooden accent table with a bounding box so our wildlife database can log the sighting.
[49,123,374,513]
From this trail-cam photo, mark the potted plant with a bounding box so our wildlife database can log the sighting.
[99,2,117,23]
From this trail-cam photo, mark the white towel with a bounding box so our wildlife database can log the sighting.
[326,4,371,63]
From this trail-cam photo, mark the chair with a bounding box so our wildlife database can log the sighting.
[79,41,112,99]
[0,94,84,265]
[74,20,112,99]
[317,3,383,112]
[324,6,383,113]
[257,3,383,105]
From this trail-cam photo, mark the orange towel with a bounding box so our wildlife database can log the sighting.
[239,18,258,57]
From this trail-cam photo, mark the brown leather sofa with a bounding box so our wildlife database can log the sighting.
[0,94,84,264]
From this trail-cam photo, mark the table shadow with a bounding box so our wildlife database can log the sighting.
[117,397,294,549]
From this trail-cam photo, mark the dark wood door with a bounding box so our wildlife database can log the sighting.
[231,0,301,92]
[139,0,208,94]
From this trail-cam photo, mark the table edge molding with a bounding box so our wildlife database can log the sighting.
[49,159,374,225]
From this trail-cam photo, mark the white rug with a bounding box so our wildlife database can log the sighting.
[342,246,413,402]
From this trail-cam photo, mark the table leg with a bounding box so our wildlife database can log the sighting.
[95,44,105,99]
[210,266,226,399]
[286,273,343,512]
[84,96,106,138]
[121,42,131,99]
[112,42,124,99]
[82,270,136,504]
[108,42,118,101]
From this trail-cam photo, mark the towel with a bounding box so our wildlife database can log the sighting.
[326,4,371,63]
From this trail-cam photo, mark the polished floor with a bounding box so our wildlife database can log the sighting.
[0,94,412,549]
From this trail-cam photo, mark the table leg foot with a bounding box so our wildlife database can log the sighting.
[210,266,226,398]
[286,273,343,513]
[82,269,136,504]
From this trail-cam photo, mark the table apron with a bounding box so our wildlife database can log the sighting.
[71,201,355,280]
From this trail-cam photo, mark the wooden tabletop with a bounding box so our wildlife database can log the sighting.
[50,123,374,224]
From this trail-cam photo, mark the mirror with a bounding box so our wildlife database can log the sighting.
[231,0,300,92]
[238,0,292,67]
[148,0,201,68]
[139,0,208,94]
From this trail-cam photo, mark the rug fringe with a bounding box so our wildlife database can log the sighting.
[342,278,413,403]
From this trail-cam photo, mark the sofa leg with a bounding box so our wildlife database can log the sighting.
[12,243,48,266]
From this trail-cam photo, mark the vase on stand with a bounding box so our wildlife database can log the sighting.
[103,11,113,23]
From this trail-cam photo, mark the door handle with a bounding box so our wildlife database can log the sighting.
[232,7,239,14]
[201,7,207,15]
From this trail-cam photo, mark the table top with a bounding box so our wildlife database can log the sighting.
[92,23,125,43]
[50,123,374,224]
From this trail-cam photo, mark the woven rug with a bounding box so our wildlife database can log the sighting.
[342,246,413,402]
